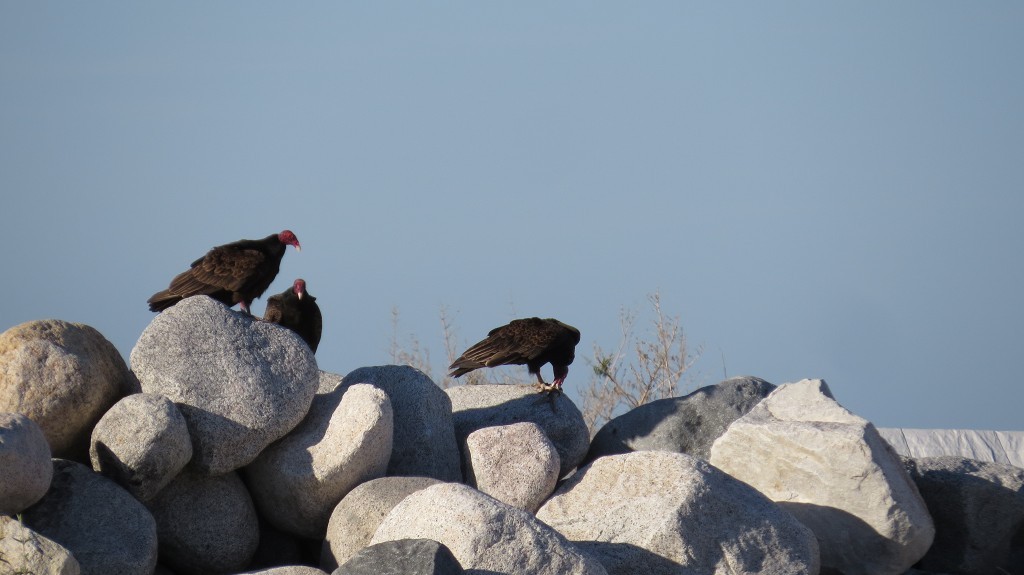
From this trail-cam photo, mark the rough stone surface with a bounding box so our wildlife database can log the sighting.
[537,451,820,575]
[145,468,260,575]
[89,393,192,501]
[0,412,53,514]
[0,320,133,459]
[335,539,464,575]
[22,459,158,575]
[904,456,1024,575]
[130,296,320,474]
[372,483,608,575]
[710,379,934,575]
[339,366,461,481]
[0,515,81,575]
[464,422,560,513]
[321,476,445,571]
[245,383,394,539]
[447,384,589,478]
[586,375,775,463]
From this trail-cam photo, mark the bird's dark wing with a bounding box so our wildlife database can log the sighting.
[176,245,269,294]
[449,318,550,373]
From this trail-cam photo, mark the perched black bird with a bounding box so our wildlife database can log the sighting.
[147,230,300,314]
[263,278,322,353]
[449,317,581,392]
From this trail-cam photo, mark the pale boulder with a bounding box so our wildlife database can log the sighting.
[245,383,393,539]
[0,412,52,514]
[89,393,192,501]
[710,379,934,575]
[321,475,444,571]
[0,320,133,459]
[371,483,608,575]
[130,296,319,475]
[536,451,820,575]
[339,366,461,481]
[447,384,589,478]
[464,422,560,513]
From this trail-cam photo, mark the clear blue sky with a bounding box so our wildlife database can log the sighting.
[2,3,1022,430]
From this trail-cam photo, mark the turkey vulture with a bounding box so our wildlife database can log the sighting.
[263,278,322,353]
[448,317,581,392]
[147,230,301,314]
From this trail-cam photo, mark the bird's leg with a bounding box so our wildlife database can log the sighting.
[533,372,551,393]
[239,300,253,316]
[539,366,568,395]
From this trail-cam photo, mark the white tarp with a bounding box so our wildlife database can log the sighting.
[878,428,1024,469]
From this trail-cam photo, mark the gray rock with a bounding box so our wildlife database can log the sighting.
[130,296,320,475]
[335,539,464,575]
[245,383,394,539]
[0,515,80,575]
[145,468,259,575]
[0,412,52,514]
[0,320,133,459]
[464,422,560,513]
[905,456,1024,575]
[536,451,820,575]
[22,459,158,575]
[372,483,608,575]
[89,393,192,501]
[447,384,589,478]
[710,379,934,575]
[321,476,445,571]
[586,375,775,463]
[339,366,461,481]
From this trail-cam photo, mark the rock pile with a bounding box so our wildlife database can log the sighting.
[1,296,1022,575]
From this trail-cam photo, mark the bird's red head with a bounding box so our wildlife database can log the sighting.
[293,278,307,300]
[278,230,301,251]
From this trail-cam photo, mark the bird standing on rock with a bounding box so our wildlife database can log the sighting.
[147,230,301,314]
[449,317,581,393]
[263,278,322,353]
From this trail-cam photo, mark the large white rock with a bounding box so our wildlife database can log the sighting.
[0,412,52,514]
[321,475,444,571]
[89,393,192,501]
[447,384,589,478]
[710,379,934,575]
[131,296,320,474]
[244,383,393,539]
[0,320,134,459]
[536,451,820,575]
[340,366,461,481]
[372,483,608,575]
[464,422,560,513]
